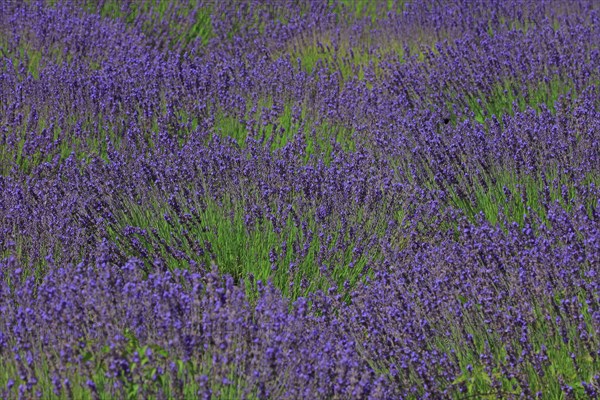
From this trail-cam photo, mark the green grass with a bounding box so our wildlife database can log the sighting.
[333,0,406,21]
[285,30,415,81]
[211,99,356,164]
[0,337,260,399]
[1,41,43,80]
[0,16,100,78]
[107,191,392,301]
[0,91,357,177]
[359,273,600,398]
[443,295,600,398]
[442,166,599,227]
[0,108,122,176]
[78,0,213,50]
[459,75,575,125]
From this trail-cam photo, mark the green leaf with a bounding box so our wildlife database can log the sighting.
[176,359,185,373]
[452,374,468,385]
[478,370,492,385]
[82,351,94,362]
[467,379,475,393]
[127,384,140,399]
[151,344,169,358]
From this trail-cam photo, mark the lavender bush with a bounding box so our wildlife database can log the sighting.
[1,0,600,398]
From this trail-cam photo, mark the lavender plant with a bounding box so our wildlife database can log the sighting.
[1,0,600,398]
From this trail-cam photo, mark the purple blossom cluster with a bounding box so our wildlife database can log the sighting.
[1,0,600,398]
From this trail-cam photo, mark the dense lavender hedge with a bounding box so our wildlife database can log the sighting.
[1,0,600,398]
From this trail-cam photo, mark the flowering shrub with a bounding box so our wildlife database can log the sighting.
[1,0,600,398]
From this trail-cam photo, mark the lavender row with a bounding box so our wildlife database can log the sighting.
[1,202,599,398]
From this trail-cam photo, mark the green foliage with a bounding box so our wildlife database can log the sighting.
[442,297,600,398]
[0,329,250,399]
[212,100,356,164]
[462,76,574,124]
[83,0,213,50]
[107,192,389,301]
[443,167,598,227]
[0,109,120,176]
[287,32,409,81]
[333,0,406,20]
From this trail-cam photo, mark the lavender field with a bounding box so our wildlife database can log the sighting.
[1,0,600,398]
